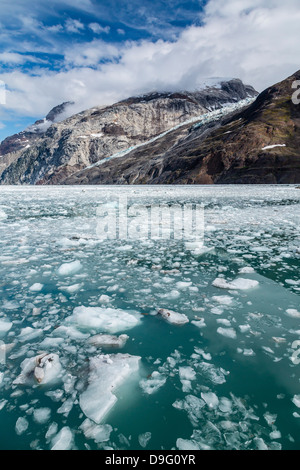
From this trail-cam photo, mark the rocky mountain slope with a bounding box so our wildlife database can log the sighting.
[0,79,257,184]
[62,70,300,185]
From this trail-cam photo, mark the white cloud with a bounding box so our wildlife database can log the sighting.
[65,18,85,33]
[0,0,299,123]
[88,23,110,34]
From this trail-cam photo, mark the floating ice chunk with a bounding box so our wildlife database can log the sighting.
[173,395,205,426]
[210,307,224,315]
[0,209,7,220]
[239,267,255,274]
[0,319,13,337]
[179,367,196,392]
[67,306,141,333]
[88,334,129,349]
[46,423,58,441]
[292,395,300,408]
[218,397,232,413]
[157,308,189,325]
[201,392,219,409]
[51,427,73,450]
[53,325,89,340]
[58,260,82,276]
[80,353,140,424]
[138,432,152,448]
[254,437,268,450]
[212,295,233,306]
[239,324,251,333]
[140,371,167,395]
[57,398,74,417]
[18,327,43,343]
[176,438,200,451]
[264,412,277,426]
[212,277,259,290]
[216,319,231,327]
[29,283,44,292]
[217,327,237,339]
[191,319,206,328]
[80,419,112,443]
[39,337,65,349]
[243,349,255,356]
[176,281,192,290]
[270,430,281,440]
[99,294,111,304]
[59,284,82,294]
[15,417,29,435]
[14,353,62,385]
[197,361,228,385]
[286,309,300,318]
[179,367,196,381]
[33,407,51,424]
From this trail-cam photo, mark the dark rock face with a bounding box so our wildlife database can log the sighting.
[0,78,257,185]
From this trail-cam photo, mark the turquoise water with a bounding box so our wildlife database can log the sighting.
[0,185,299,450]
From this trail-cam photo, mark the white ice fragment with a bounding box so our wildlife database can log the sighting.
[80,353,140,424]
[33,407,51,424]
[212,277,259,290]
[140,371,167,395]
[15,417,29,435]
[99,294,111,304]
[138,432,152,448]
[58,260,82,276]
[53,325,89,340]
[157,308,189,325]
[51,427,73,450]
[179,367,196,381]
[67,306,141,333]
[270,430,281,440]
[212,295,233,306]
[18,327,43,342]
[0,319,13,337]
[218,397,232,413]
[292,395,300,408]
[29,283,44,292]
[59,284,82,294]
[254,437,268,450]
[239,324,251,333]
[239,267,255,274]
[176,438,201,451]
[176,281,192,290]
[201,391,219,409]
[14,353,62,385]
[88,334,129,349]
[217,327,237,339]
[191,319,206,328]
[286,309,300,318]
[80,419,112,443]
[216,319,231,327]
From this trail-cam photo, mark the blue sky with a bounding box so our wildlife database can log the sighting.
[0,0,299,142]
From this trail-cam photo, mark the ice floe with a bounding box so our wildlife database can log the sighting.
[66,306,142,333]
[157,308,189,325]
[79,353,140,424]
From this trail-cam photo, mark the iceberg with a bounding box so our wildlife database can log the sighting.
[79,353,140,424]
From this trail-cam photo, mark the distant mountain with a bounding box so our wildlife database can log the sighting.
[0,79,257,184]
[62,70,300,185]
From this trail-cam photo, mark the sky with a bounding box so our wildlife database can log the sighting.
[0,0,299,142]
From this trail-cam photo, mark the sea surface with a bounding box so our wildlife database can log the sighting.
[0,185,299,450]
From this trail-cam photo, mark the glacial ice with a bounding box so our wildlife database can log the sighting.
[212,277,259,290]
[88,333,129,349]
[79,353,140,424]
[58,260,82,276]
[51,427,73,450]
[157,308,189,325]
[66,306,141,333]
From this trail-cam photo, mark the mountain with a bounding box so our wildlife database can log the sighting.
[62,70,300,185]
[0,79,257,184]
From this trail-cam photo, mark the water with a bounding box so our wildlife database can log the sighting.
[0,185,299,450]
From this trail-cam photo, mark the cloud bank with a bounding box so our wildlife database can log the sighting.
[0,0,299,127]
